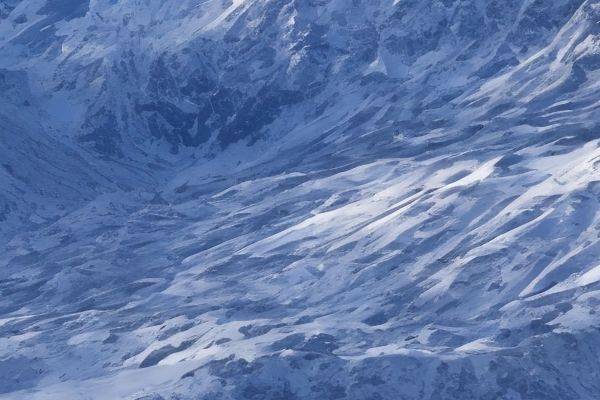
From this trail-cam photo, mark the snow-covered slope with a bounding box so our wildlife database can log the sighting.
[2,1,600,399]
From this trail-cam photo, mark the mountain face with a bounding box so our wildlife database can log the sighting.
[2,1,600,399]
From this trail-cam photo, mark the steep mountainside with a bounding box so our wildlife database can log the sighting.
[2,1,600,399]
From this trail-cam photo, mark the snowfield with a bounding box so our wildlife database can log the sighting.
[2,0,600,399]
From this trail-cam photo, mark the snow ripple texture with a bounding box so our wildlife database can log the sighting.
[2,0,600,399]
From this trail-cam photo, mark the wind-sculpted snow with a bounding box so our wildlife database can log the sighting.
[2,0,600,399]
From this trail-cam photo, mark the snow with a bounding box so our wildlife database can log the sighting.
[2,0,600,399]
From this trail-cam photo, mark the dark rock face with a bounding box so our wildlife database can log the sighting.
[2,0,587,156]
[79,107,123,157]
[37,0,90,21]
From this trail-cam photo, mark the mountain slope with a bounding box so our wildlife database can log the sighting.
[2,1,600,399]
